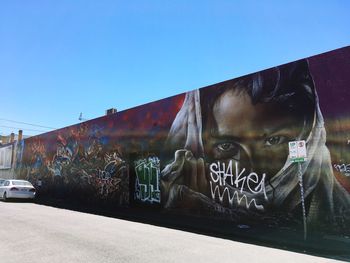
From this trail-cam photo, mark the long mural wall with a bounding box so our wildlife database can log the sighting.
[15,46,350,237]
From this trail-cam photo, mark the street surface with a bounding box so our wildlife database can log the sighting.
[0,202,344,263]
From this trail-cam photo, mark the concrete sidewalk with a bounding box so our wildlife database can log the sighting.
[0,202,345,263]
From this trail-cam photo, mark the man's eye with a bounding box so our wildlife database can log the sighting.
[208,142,241,161]
[217,143,237,152]
[213,142,241,160]
[264,136,286,146]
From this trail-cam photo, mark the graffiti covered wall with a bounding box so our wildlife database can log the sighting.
[17,46,350,236]
[17,96,184,206]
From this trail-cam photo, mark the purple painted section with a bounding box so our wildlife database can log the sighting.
[309,46,350,118]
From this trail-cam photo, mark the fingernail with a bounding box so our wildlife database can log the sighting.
[185,151,193,160]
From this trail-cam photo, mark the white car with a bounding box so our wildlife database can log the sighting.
[0,180,36,201]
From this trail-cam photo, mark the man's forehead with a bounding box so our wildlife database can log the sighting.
[208,88,304,142]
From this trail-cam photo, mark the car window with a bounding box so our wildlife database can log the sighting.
[12,181,32,186]
[4,181,10,186]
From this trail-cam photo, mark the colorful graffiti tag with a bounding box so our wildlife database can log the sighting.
[134,156,161,203]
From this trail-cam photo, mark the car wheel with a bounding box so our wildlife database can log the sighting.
[3,192,7,202]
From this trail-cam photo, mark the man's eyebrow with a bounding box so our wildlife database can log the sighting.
[209,128,296,142]
[208,135,242,142]
[262,122,303,135]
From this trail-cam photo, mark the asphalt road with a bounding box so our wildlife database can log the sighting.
[0,202,344,263]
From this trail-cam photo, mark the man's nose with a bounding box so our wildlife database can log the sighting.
[238,143,255,172]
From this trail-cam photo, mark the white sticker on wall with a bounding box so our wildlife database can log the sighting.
[288,140,307,163]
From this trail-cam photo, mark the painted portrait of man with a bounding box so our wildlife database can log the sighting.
[161,59,350,229]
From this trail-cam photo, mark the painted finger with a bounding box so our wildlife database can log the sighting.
[189,156,198,192]
[183,151,193,188]
[197,157,208,195]
[161,149,186,183]
[183,151,198,191]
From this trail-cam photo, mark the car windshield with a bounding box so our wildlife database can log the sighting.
[12,181,32,186]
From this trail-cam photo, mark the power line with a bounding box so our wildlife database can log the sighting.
[0,125,47,133]
[0,118,56,129]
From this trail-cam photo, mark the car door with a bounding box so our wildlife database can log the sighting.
[0,181,6,195]
[0,181,10,196]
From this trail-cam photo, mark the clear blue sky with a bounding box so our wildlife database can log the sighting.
[1,1,349,136]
